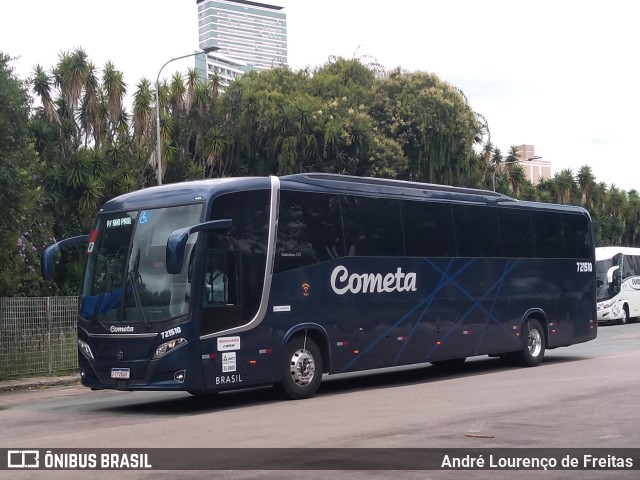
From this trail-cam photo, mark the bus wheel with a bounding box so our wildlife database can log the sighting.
[618,307,629,325]
[277,336,323,400]
[513,318,546,367]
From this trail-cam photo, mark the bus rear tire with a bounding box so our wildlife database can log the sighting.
[276,336,323,400]
[512,318,546,367]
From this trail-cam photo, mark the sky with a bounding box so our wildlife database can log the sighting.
[1,0,638,191]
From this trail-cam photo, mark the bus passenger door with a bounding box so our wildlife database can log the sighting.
[200,250,244,334]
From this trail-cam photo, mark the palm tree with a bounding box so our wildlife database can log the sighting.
[31,65,60,124]
[491,147,504,191]
[552,169,577,204]
[78,175,103,228]
[322,119,343,164]
[607,187,628,244]
[184,68,199,111]
[479,141,494,189]
[503,146,526,195]
[576,165,596,209]
[208,70,222,101]
[507,164,528,197]
[592,182,608,210]
[78,63,99,147]
[51,49,93,154]
[204,126,227,177]
[536,178,554,203]
[625,190,640,246]
[169,72,186,115]
[192,81,211,117]
[53,48,91,117]
[132,79,154,147]
[102,61,127,141]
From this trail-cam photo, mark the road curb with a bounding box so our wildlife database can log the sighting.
[0,376,81,392]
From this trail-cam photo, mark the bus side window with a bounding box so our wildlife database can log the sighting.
[341,195,403,257]
[623,254,640,279]
[275,191,344,273]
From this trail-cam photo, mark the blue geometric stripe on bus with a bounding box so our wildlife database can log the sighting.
[393,260,457,365]
[424,257,520,334]
[473,259,520,355]
[339,258,477,371]
[338,294,434,372]
[418,258,522,362]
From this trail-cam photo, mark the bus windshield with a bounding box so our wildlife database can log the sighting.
[80,204,202,325]
[595,257,617,302]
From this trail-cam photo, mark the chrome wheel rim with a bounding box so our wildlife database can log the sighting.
[289,348,316,387]
[528,328,542,357]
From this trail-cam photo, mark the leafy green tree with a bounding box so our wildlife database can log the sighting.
[0,52,56,296]
[19,47,640,297]
[456,151,485,189]
[370,68,479,184]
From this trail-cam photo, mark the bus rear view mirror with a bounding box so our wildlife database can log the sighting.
[41,235,89,281]
[607,266,619,284]
[166,219,232,274]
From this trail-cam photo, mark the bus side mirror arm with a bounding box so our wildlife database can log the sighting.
[41,235,89,281]
[166,219,232,274]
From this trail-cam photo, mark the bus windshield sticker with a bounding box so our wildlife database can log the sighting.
[106,216,132,228]
[139,211,150,224]
[273,305,291,312]
[217,336,240,351]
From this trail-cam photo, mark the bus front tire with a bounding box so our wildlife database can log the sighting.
[618,307,629,325]
[276,336,323,400]
[512,318,546,367]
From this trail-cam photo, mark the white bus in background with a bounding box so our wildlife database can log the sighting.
[596,247,640,325]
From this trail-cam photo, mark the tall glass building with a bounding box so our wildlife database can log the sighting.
[197,0,287,83]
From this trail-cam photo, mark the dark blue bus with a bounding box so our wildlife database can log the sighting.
[42,173,597,399]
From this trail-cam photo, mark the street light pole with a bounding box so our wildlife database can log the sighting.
[155,46,218,185]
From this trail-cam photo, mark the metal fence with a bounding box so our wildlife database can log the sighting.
[0,296,79,379]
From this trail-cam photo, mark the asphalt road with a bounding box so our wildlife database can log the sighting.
[1,322,639,480]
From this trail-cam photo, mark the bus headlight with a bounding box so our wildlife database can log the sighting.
[597,300,614,311]
[78,338,94,360]
[153,338,188,360]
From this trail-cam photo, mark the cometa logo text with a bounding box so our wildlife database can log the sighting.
[110,326,134,333]
[330,265,417,295]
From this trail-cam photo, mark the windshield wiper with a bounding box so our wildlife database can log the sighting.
[126,249,151,329]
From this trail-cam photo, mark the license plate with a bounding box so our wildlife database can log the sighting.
[111,368,130,379]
